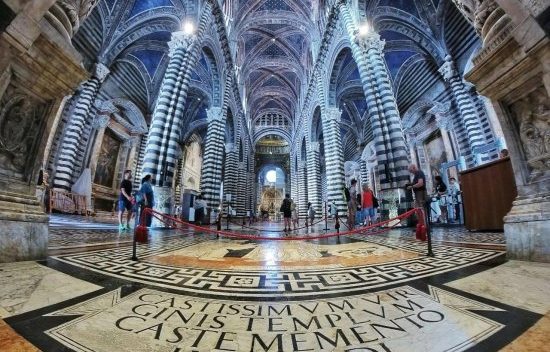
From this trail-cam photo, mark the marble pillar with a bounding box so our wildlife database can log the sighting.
[459,0,550,262]
[322,107,347,214]
[338,3,410,189]
[0,0,88,262]
[142,30,196,187]
[306,141,322,214]
[53,63,110,190]
[223,143,238,210]
[439,56,485,162]
[236,162,246,216]
[200,107,226,209]
[296,160,308,218]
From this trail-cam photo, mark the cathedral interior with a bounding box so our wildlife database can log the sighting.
[0,0,549,351]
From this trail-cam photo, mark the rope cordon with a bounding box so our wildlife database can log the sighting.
[137,207,425,241]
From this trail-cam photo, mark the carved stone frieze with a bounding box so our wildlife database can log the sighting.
[0,86,47,177]
[510,86,550,174]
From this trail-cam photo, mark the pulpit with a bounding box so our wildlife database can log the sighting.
[460,158,517,231]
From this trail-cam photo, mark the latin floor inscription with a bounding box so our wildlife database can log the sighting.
[46,285,504,351]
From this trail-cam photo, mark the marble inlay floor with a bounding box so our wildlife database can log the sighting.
[1,218,549,351]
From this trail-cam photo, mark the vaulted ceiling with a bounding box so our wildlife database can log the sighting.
[72,0,478,151]
[234,0,315,127]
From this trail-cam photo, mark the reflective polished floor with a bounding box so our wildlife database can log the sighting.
[1,216,549,351]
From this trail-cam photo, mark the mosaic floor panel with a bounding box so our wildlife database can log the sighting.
[2,220,549,351]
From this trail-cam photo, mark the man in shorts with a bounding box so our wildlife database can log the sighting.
[118,170,133,231]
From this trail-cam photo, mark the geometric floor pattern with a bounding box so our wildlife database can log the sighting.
[1,215,548,352]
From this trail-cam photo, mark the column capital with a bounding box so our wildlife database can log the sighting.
[323,106,342,123]
[225,142,236,153]
[94,63,110,82]
[168,31,195,57]
[438,55,458,81]
[355,32,385,54]
[308,141,320,152]
[206,107,223,122]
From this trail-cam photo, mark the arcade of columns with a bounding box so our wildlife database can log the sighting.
[0,0,548,263]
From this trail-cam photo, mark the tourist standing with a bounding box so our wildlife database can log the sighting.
[361,183,375,226]
[194,195,207,225]
[448,177,461,222]
[280,194,292,231]
[407,165,427,209]
[138,175,154,227]
[347,179,358,229]
[118,170,133,231]
[329,200,337,219]
[307,202,315,226]
[433,175,448,223]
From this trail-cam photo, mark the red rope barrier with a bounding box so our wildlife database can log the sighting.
[227,216,327,232]
[143,208,419,241]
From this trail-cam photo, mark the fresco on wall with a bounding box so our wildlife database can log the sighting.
[94,130,120,187]
[424,131,447,181]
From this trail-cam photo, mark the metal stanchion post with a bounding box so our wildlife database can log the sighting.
[425,202,434,257]
[131,223,138,261]
[324,201,328,231]
[226,203,230,231]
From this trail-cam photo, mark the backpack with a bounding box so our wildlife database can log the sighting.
[280,199,290,213]
[135,190,144,204]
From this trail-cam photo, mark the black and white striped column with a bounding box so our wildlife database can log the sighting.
[439,55,485,156]
[53,63,109,190]
[339,3,410,189]
[297,160,308,218]
[142,30,197,187]
[223,143,238,208]
[236,162,246,216]
[322,107,347,214]
[306,141,322,214]
[200,107,226,208]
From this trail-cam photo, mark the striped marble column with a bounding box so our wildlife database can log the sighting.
[53,63,109,190]
[223,143,238,208]
[322,107,347,214]
[290,158,298,209]
[439,55,485,155]
[200,107,226,208]
[338,3,409,189]
[236,162,246,216]
[297,160,308,218]
[360,159,369,188]
[142,30,196,187]
[306,141,322,214]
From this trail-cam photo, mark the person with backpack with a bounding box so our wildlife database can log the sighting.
[137,174,154,227]
[280,194,292,232]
